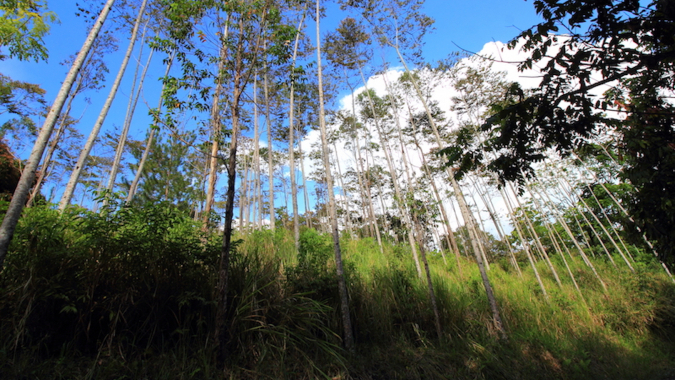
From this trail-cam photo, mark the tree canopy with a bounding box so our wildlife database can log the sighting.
[0,0,57,61]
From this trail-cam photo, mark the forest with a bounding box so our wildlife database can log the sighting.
[1,0,675,378]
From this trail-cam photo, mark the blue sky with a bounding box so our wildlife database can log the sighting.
[0,0,544,214]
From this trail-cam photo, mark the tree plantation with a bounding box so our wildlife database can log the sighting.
[0,0,674,378]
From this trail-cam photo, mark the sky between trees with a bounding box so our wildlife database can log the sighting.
[0,0,544,216]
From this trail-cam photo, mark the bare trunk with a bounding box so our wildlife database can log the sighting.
[333,141,353,235]
[316,0,354,350]
[536,184,608,291]
[362,141,385,253]
[253,76,262,228]
[298,136,312,229]
[411,212,443,340]
[126,54,175,203]
[203,22,229,226]
[264,69,275,231]
[215,82,243,361]
[392,45,506,337]
[556,178,618,268]
[288,11,306,249]
[562,175,634,272]
[28,64,87,207]
[59,0,148,210]
[244,155,251,230]
[471,176,522,277]
[450,172,507,339]
[106,24,152,194]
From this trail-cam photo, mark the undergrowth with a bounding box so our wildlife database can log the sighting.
[0,202,674,379]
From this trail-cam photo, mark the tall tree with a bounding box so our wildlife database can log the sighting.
[315,0,354,351]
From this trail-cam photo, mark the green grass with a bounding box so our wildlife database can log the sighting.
[1,203,674,379]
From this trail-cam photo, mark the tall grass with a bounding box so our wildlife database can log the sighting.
[0,203,674,379]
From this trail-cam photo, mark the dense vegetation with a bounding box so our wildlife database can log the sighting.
[0,199,674,379]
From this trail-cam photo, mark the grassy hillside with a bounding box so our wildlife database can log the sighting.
[1,203,674,379]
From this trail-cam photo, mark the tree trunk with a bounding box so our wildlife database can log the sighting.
[203,21,229,226]
[27,59,88,207]
[450,172,507,339]
[298,133,312,229]
[537,184,608,291]
[126,54,175,203]
[333,141,353,235]
[263,68,275,231]
[106,39,153,194]
[287,9,306,249]
[316,0,354,350]
[412,211,443,340]
[59,0,148,210]
[392,46,506,337]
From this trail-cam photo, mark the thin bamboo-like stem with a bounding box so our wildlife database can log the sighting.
[501,185,550,300]
[59,0,149,210]
[471,176,522,277]
[556,177,618,268]
[507,183,563,287]
[126,53,175,203]
[537,182,608,292]
[106,23,152,194]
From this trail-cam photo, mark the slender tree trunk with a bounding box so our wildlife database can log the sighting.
[126,54,175,203]
[316,0,354,350]
[28,64,87,207]
[412,133,463,273]
[392,46,506,336]
[500,185,551,299]
[203,22,229,226]
[288,10,306,249]
[536,184,608,291]
[556,178,618,268]
[59,0,148,210]
[451,172,507,339]
[512,188,563,287]
[298,135,312,229]
[253,76,262,228]
[333,141,353,235]
[360,67,426,263]
[107,41,154,193]
[240,155,249,229]
[576,153,673,280]
[471,176,522,276]
[561,175,634,272]
[0,0,116,266]
[362,141,385,253]
[264,68,275,231]
[528,184,588,305]
[345,78,375,238]
[215,84,243,362]
[215,6,271,360]
[386,90,425,276]
[411,212,443,340]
